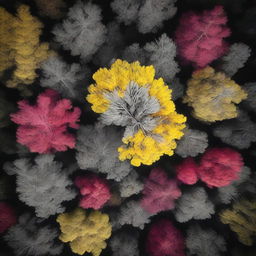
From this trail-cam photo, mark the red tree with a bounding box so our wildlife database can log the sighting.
[146,219,185,256]
[174,5,230,68]
[176,157,199,185]
[198,148,243,187]
[0,202,16,233]
[74,174,111,210]
[11,89,81,153]
[141,168,181,214]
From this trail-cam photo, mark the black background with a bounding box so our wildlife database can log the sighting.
[0,0,256,255]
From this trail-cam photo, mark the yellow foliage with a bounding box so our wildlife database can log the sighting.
[7,5,51,89]
[87,60,157,113]
[0,7,15,74]
[57,208,112,256]
[118,112,185,166]
[183,66,247,122]
[86,59,186,166]
[219,199,256,246]
[0,5,52,95]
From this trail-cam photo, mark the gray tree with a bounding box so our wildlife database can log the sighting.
[119,170,143,198]
[100,81,161,139]
[175,187,215,222]
[213,111,256,149]
[242,83,256,112]
[111,0,140,25]
[122,43,147,64]
[4,213,63,256]
[175,128,208,157]
[186,224,226,256]
[110,230,139,256]
[111,0,178,34]
[220,43,251,77]
[93,22,125,67]
[4,155,76,218]
[118,200,153,229]
[217,166,255,204]
[76,123,132,181]
[40,56,85,100]
[144,33,179,82]
[53,1,106,61]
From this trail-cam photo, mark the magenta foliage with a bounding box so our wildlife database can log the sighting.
[174,5,231,68]
[11,89,81,153]
[141,168,181,214]
[74,174,111,210]
[198,148,243,188]
[176,157,199,185]
[146,219,185,256]
[176,148,243,188]
[0,202,16,233]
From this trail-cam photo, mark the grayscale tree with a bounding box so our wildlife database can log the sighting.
[40,56,85,100]
[175,128,208,157]
[111,0,140,25]
[111,0,178,34]
[218,166,251,204]
[220,43,251,77]
[100,81,161,139]
[4,213,63,256]
[213,110,256,149]
[144,33,179,82]
[94,22,125,67]
[76,123,132,181]
[122,43,147,64]
[4,155,76,218]
[175,187,215,222]
[242,83,256,112]
[53,1,106,61]
[119,170,143,198]
[123,34,179,83]
[110,230,139,256]
[186,224,226,256]
[118,200,153,229]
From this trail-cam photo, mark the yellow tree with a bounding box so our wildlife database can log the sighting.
[219,199,256,246]
[6,5,51,95]
[183,66,247,122]
[86,60,186,166]
[57,208,112,256]
[0,7,15,75]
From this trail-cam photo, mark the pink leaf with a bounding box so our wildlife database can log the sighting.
[176,157,199,185]
[141,168,181,214]
[146,219,185,256]
[11,89,81,153]
[74,174,111,210]
[175,5,231,68]
[198,148,243,187]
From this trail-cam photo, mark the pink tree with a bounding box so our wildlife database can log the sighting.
[11,89,81,153]
[146,219,185,256]
[198,148,243,187]
[174,5,230,68]
[141,168,181,214]
[176,157,199,185]
[0,202,16,233]
[74,174,111,210]
[176,148,243,188]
